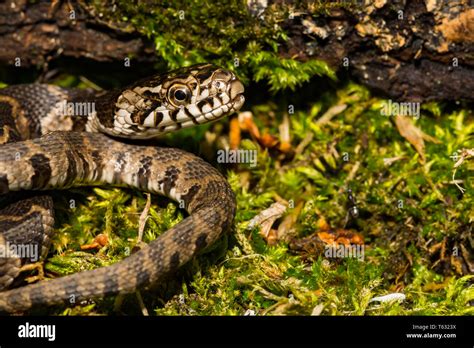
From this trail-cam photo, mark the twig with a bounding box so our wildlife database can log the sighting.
[137,193,152,244]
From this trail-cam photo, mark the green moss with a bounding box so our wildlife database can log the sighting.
[34,80,472,315]
[86,0,335,91]
[151,82,473,316]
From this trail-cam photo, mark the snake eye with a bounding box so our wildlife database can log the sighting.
[168,84,191,106]
[174,89,187,101]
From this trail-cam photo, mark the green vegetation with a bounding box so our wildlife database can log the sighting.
[87,0,335,91]
[40,80,473,315]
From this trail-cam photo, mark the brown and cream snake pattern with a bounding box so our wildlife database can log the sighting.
[0,64,245,313]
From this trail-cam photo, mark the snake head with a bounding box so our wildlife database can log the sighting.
[107,64,245,139]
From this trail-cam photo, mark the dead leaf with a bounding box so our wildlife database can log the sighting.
[394,115,440,162]
[260,133,279,148]
[278,141,293,153]
[266,229,279,246]
[311,304,324,316]
[238,111,261,139]
[247,202,287,243]
[316,104,347,126]
[383,156,405,166]
[229,117,241,150]
[277,114,293,154]
[80,233,109,250]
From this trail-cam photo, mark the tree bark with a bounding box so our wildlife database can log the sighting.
[0,0,472,102]
[0,0,154,67]
[282,0,474,102]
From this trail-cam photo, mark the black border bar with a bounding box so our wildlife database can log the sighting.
[0,316,471,346]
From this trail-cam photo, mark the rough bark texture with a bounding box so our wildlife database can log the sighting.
[0,0,154,66]
[282,0,474,102]
[0,0,472,101]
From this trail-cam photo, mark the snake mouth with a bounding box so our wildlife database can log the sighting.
[230,79,245,101]
[173,78,245,127]
[125,94,245,139]
[180,95,244,127]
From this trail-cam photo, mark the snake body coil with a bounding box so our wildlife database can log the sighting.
[0,64,245,313]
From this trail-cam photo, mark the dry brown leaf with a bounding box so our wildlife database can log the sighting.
[278,113,293,153]
[238,111,261,139]
[260,133,279,148]
[316,104,347,126]
[229,117,241,150]
[278,141,293,153]
[247,202,287,243]
[317,231,336,245]
[80,233,109,250]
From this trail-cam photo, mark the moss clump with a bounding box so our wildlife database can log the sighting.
[85,0,335,91]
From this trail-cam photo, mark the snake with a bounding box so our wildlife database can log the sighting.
[0,63,245,313]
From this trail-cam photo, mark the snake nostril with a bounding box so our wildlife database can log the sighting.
[229,80,244,100]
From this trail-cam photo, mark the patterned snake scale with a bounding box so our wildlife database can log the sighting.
[0,64,245,313]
